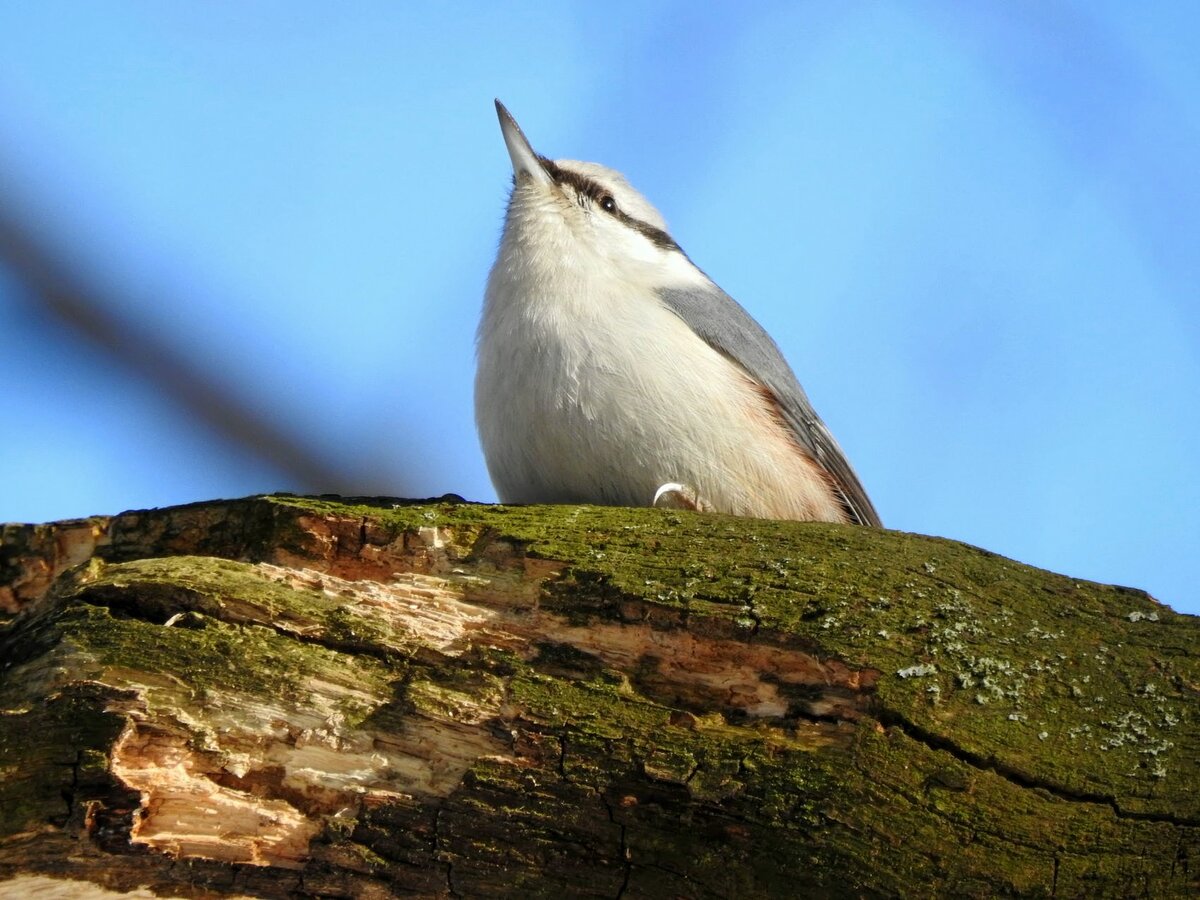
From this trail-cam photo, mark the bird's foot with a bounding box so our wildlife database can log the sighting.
[652,482,714,513]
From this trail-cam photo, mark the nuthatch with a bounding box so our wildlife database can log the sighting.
[475,101,881,527]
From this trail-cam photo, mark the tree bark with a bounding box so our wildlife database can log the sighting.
[0,495,1196,898]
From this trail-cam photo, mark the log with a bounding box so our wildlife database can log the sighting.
[0,495,1196,898]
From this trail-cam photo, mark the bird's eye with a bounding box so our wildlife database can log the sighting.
[599,195,617,213]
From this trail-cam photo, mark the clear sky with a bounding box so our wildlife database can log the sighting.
[1,2,1197,615]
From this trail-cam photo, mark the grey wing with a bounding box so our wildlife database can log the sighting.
[658,285,882,527]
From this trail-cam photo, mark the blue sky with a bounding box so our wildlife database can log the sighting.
[1,2,1196,615]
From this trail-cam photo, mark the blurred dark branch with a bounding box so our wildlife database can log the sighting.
[0,203,346,491]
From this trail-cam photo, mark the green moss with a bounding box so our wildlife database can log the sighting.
[4,494,1194,895]
[404,674,503,721]
[428,653,861,896]
[64,554,424,666]
[0,683,130,838]
[841,724,1186,895]
[57,601,393,724]
[258,495,1197,821]
[79,554,334,626]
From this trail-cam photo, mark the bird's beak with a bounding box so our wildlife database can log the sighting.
[495,100,552,185]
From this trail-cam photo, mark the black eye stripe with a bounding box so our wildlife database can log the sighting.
[538,156,680,253]
[618,211,681,252]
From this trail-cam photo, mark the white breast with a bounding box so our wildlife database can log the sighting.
[475,231,845,521]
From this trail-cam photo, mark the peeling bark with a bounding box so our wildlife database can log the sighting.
[0,495,1196,898]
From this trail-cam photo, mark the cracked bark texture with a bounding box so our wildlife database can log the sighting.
[0,495,1196,899]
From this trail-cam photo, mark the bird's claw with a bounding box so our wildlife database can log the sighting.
[653,482,714,512]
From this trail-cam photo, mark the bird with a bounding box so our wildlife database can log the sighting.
[475,100,881,528]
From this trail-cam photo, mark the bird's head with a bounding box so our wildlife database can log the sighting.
[494,100,695,282]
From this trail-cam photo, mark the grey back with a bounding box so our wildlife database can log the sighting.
[658,285,881,527]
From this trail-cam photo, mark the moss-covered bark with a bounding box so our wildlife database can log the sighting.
[0,495,1196,897]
